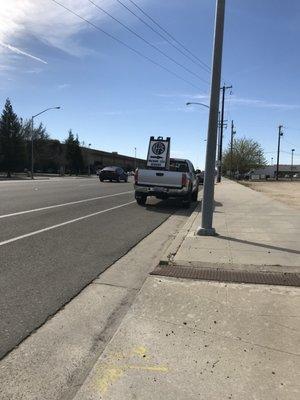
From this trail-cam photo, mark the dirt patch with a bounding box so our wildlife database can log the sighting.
[240,181,300,209]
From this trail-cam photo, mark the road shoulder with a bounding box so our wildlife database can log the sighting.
[0,207,189,400]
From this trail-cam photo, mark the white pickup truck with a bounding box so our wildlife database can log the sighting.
[134,158,199,207]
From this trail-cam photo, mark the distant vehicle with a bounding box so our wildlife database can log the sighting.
[134,158,199,207]
[99,166,128,182]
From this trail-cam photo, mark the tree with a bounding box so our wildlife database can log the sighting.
[65,129,83,174]
[22,120,51,172]
[222,137,267,175]
[0,98,26,177]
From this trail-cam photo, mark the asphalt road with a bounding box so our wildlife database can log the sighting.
[0,177,192,359]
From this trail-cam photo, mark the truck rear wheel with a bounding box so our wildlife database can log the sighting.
[182,200,191,208]
[182,193,191,208]
[192,190,198,202]
[136,197,147,206]
[136,195,147,206]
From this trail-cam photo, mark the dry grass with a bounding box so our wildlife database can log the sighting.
[240,180,300,209]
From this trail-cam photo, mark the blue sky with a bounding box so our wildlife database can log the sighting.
[0,0,299,168]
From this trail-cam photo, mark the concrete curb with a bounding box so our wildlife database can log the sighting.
[159,200,202,265]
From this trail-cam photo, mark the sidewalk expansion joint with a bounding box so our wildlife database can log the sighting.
[92,281,139,291]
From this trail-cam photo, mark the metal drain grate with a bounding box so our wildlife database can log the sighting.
[151,265,300,287]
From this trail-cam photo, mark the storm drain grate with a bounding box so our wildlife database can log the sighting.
[151,265,300,287]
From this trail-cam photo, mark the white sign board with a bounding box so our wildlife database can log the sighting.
[146,137,170,169]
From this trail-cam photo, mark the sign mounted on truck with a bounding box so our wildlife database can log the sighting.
[146,136,170,169]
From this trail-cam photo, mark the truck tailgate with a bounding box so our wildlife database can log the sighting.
[137,169,182,188]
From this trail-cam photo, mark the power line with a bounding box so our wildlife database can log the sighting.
[116,0,211,74]
[282,138,297,147]
[87,0,208,84]
[126,0,211,73]
[50,0,201,90]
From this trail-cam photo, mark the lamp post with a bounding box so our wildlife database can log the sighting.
[276,125,283,181]
[134,147,137,169]
[31,106,61,179]
[197,0,226,236]
[88,143,91,176]
[229,120,236,179]
[186,100,215,149]
[291,148,295,180]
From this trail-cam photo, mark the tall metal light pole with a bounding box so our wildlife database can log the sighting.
[197,0,226,236]
[276,125,283,181]
[88,143,91,176]
[271,157,274,165]
[229,120,236,178]
[31,106,61,179]
[134,147,137,169]
[291,148,295,180]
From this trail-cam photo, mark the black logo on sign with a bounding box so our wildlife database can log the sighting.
[152,141,166,155]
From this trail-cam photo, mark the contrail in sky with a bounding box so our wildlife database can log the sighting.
[0,42,47,64]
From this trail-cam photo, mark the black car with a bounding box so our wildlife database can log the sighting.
[99,166,128,182]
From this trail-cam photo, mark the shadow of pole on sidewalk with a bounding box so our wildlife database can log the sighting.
[217,235,300,255]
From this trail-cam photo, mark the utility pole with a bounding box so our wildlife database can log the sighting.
[31,117,34,179]
[197,0,226,236]
[291,148,295,180]
[217,84,232,182]
[276,125,283,181]
[229,120,236,178]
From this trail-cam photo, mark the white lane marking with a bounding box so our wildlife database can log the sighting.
[0,191,134,219]
[0,201,136,247]
[0,178,98,185]
[79,183,107,187]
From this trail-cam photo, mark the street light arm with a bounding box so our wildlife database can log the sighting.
[186,102,210,109]
[32,106,61,119]
[30,106,61,180]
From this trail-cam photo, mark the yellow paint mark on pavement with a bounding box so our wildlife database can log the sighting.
[96,346,169,396]
[98,367,124,394]
[133,346,147,357]
[127,364,168,372]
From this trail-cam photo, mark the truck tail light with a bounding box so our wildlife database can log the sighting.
[181,173,187,187]
[134,169,138,184]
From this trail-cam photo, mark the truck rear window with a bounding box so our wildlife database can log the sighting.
[169,161,189,172]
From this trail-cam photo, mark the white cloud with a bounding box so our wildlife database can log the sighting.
[154,92,209,100]
[154,92,300,111]
[57,83,71,90]
[0,0,121,71]
[230,96,300,110]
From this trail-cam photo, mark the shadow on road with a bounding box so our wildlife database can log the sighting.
[144,198,198,216]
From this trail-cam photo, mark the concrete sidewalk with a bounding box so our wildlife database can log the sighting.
[171,179,300,270]
[72,180,300,399]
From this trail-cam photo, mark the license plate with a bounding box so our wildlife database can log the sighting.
[153,186,165,192]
